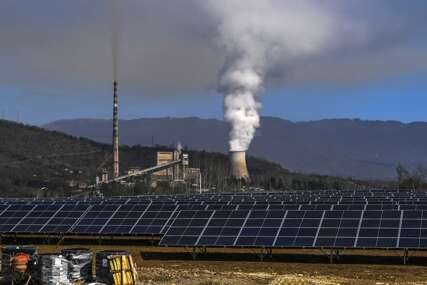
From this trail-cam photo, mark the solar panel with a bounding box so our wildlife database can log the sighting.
[130,203,179,235]
[12,204,63,233]
[159,209,427,249]
[72,204,120,234]
[315,210,362,248]
[41,204,90,233]
[160,210,214,246]
[101,204,149,234]
[0,205,36,232]
[2,190,427,243]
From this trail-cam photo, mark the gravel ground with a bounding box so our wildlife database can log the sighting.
[138,261,427,285]
[24,245,427,285]
[138,248,427,285]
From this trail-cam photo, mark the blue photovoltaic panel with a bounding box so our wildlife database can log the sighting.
[130,203,178,235]
[72,204,120,234]
[41,204,90,233]
[2,190,427,242]
[13,204,63,233]
[355,210,400,248]
[315,210,363,248]
[275,210,323,248]
[159,209,427,250]
[101,204,149,234]
[0,205,36,232]
[200,210,249,247]
[159,210,214,246]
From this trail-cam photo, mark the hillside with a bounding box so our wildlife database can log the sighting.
[44,117,427,180]
[0,120,360,197]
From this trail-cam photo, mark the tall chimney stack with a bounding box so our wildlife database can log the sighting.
[112,81,119,179]
[230,151,249,180]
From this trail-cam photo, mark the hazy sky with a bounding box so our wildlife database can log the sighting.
[1,0,427,125]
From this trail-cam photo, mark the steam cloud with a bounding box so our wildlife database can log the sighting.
[204,0,341,151]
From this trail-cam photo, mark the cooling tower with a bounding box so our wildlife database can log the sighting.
[230,151,249,180]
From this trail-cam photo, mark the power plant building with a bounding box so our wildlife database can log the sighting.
[153,151,174,179]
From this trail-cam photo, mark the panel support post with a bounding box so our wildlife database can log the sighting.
[403,248,409,265]
[259,248,267,262]
[335,249,340,261]
[329,249,334,264]
[191,247,197,260]
[56,235,65,246]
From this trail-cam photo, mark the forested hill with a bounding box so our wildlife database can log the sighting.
[1,119,363,197]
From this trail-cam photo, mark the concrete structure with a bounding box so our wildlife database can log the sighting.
[153,149,187,181]
[154,151,174,179]
[112,81,119,178]
[127,167,142,176]
[101,170,109,184]
[230,151,249,180]
[186,167,202,192]
[182,153,189,180]
[92,146,200,192]
[152,150,191,182]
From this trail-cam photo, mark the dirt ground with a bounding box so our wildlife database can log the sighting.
[137,247,427,285]
[31,245,427,285]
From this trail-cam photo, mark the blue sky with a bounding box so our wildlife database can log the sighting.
[265,73,427,123]
[0,1,426,125]
[2,72,427,125]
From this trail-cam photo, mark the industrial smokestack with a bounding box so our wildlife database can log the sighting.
[230,151,249,180]
[110,0,120,179]
[112,81,119,178]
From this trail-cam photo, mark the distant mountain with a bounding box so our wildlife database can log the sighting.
[44,117,427,180]
[1,119,357,197]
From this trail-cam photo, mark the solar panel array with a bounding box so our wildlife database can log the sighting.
[160,209,427,249]
[2,190,427,249]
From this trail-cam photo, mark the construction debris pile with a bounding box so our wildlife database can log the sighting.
[1,246,138,285]
[38,254,70,284]
[62,248,93,282]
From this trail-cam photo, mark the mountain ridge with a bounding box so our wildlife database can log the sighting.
[0,119,360,196]
[44,116,427,180]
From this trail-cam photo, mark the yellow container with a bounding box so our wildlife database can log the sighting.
[96,251,137,285]
[108,255,137,285]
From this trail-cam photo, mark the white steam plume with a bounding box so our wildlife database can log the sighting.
[204,0,340,151]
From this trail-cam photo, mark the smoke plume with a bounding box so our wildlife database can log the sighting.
[111,0,120,82]
[205,0,339,151]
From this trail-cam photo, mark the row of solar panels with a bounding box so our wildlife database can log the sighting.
[4,194,427,202]
[159,209,427,249]
[4,199,427,241]
[119,189,423,195]
[3,190,427,204]
[4,198,427,206]
[0,203,174,235]
[0,202,427,217]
